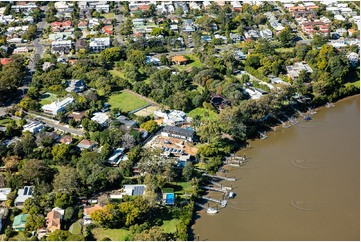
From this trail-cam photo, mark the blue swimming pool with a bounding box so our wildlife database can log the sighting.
[165,193,175,205]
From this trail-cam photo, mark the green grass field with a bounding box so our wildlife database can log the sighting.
[109,69,125,79]
[275,47,295,53]
[39,92,58,105]
[188,108,218,122]
[92,228,131,241]
[107,91,149,112]
[101,12,115,19]
[0,118,12,126]
[69,220,83,235]
[175,54,203,71]
[161,219,179,233]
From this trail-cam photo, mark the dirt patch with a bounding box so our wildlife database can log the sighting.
[134,105,159,116]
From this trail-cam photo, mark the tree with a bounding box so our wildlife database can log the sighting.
[53,167,80,195]
[51,144,71,164]
[21,159,55,186]
[140,120,158,134]
[121,133,136,150]
[127,50,146,68]
[22,24,38,41]
[64,207,74,222]
[182,162,194,181]
[13,133,37,158]
[54,193,74,209]
[218,106,247,141]
[2,155,20,173]
[118,201,139,226]
[133,226,168,241]
[278,27,292,47]
[47,230,84,241]
[25,214,45,231]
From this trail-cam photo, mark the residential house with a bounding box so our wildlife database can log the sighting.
[11,2,37,13]
[230,33,243,43]
[233,50,247,60]
[78,20,88,29]
[270,77,289,86]
[67,111,86,122]
[65,79,87,93]
[51,40,72,54]
[107,148,126,166]
[83,204,104,225]
[88,18,100,29]
[91,112,109,126]
[172,55,188,65]
[14,186,34,207]
[301,21,329,36]
[210,92,231,111]
[117,115,137,130]
[260,29,273,39]
[154,110,191,126]
[201,35,212,43]
[336,28,348,37]
[102,26,113,35]
[77,139,97,150]
[161,126,195,142]
[110,184,146,199]
[0,188,11,202]
[12,214,29,231]
[89,37,110,52]
[346,52,359,66]
[46,208,64,232]
[13,47,28,54]
[59,135,73,145]
[41,97,74,116]
[231,1,242,11]
[146,56,160,65]
[0,58,12,65]
[286,61,313,80]
[244,87,264,100]
[244,30,260,40]
[348,28,357,37]
[23,121,44,134]
[95,4,110,13]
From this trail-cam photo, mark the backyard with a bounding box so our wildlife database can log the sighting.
[92,228,131,241]
[174,54,203,71]
[188,107,218,122]
[107,91,149,112]
[39,92,58,106]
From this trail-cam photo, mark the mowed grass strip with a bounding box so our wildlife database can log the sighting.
[92,228,131,241]
[39,92,58,105]
[107,91,149,112]
[188,107,218,122]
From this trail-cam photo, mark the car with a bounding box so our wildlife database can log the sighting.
[164,140,171,144]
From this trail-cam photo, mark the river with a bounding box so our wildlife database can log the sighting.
[192,95,360,241]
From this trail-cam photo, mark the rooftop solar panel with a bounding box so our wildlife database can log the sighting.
[132,186,145,196]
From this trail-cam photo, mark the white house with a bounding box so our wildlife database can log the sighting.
[346,52,359,66]
[154,110,191,126]
[14,186,34,207]
[91,112,109,126]
[110,185,146,199]
[23,121,44,134]
[107,148,126,166]
[260,29,273,39]
[95,4,110,13]
[244,87,264,100]
[41,97,74,116]
[0,188,11,201]
[89,37,110,52]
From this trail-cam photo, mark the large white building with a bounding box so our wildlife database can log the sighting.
[41,97,74,116]
[23,121,44,134]
[89,37,110,52]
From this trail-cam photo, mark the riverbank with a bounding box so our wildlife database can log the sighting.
[192,94,360,240]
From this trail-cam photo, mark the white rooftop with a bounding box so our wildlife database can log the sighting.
[91,112,109,125]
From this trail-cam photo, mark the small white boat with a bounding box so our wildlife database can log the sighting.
[325,102,334,108]
[207,208,218,214]
[228,192,235,199]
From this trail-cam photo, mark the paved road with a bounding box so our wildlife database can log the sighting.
[115,12,124,46]
[28,18,46,71]
[27,112,85,137]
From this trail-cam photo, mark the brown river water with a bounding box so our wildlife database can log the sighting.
[192,95,360,241]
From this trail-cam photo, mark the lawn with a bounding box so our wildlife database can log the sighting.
[188,108,218,122]
[107,91,149,112]
[92,228,131,241]
[174,54,203,71]
[161,219,179,233]
[101,12,115,19]
[275,47,295,53]
[39,92,58,105]
[109,69,125,79]
[69,220,82,235]
[168,181,193,195]
[0,118,12,126]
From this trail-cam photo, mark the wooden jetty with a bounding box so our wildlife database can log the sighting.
[200,186,228,193]
[209,180,232,191]
[203,173,237,182]
[259,131,268,140]
[202,196,228,208]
